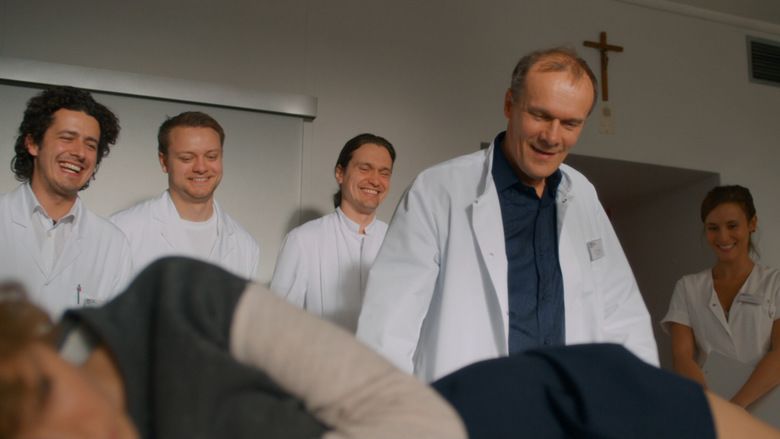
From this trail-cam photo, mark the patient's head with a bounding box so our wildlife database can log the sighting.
[0,283,137,439]
[0,282,56,438]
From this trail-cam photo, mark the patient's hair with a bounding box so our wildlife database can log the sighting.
[0,282,56,439]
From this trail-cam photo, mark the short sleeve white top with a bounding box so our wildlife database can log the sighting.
[661,265,780,365]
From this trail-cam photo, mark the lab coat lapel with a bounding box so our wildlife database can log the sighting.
[210,202,235,261]
[10,188,47,277]
[317,212,343,315]
[555,171,572,237]
[157,192,184,251]
[470,144,509,334]
[555,171,582,341]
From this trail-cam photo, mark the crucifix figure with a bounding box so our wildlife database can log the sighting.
[583,32,623,101]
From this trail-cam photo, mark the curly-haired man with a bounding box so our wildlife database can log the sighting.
[0,86,132,318]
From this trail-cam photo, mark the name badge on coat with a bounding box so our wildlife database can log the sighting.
[587,238,604,262]
[736,294,763,305]
[738,293,775,318]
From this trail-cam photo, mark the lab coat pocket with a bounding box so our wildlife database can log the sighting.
[81,296,100,307]
[763,301,776,320]
[75,283,102,308]
[560,231,600,341]
[739,293,774,319]
[586,238,605,262]
[559,229,595,295]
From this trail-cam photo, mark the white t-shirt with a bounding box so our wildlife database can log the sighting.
[180,213,218,260]
[110,191,260,280]
[662,264,780,365]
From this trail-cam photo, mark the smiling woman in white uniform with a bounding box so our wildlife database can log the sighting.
[662,185,780,409]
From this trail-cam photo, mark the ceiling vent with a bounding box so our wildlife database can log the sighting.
[748,36,780,87]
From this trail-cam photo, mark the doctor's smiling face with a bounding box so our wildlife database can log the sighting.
[12,86,120,202]
[335,143,394,219]
[502,51,596,197]
[25,109,100,201]
[159,125,223,206]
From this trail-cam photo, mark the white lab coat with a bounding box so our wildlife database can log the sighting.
[110,191,260,279]
[0,184,133,318]
[269,208,388,332]
[357,142,659,381]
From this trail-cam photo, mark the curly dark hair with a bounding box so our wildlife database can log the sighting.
[10,86,120,188]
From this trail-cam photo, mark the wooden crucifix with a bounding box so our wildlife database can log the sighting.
[583,32,623,101]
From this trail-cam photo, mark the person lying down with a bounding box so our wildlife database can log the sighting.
[0,258,777,439]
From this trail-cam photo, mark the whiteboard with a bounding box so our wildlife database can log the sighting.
[0,82,304,283]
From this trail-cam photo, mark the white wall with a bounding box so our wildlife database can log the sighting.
[612,174,721,368]
[0,83,305,282]
[2,0,779,278]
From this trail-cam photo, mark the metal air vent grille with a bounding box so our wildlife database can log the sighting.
[748,36,780,87]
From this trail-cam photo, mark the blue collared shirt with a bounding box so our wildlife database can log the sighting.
[491,132,565,354]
